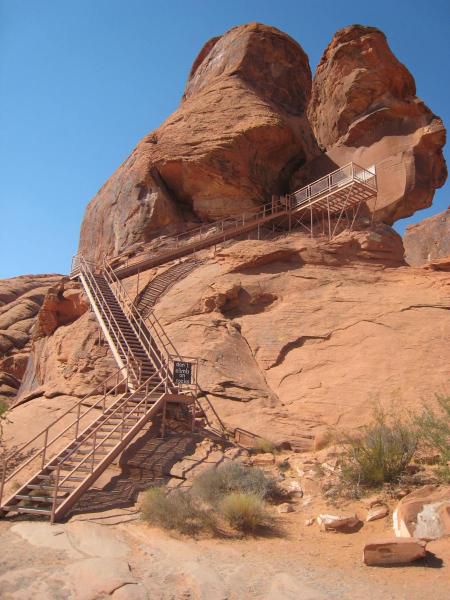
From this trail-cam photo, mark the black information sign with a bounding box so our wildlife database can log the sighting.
[173,361,192,385]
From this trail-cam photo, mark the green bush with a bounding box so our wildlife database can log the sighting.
[141,487,214,535]
[191,462,277,503]
[219,492,270,533]
[0,400,7,418]
[339,406,418,489]
[0,400,8,443]
[416,394,450,481]
[250,437,276,455]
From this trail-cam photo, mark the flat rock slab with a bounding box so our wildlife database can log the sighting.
[11,522,83,559]
[11,521,129,559]
[65,558,135,599]
[0,558,136,600]
[263,572,327,599]
[363,537,427,566]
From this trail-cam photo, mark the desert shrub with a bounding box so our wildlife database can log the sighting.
[191,462,277,503]
[250,437,277,455]
[0,400,7,418]
[0,400,8,444]
[219,492,270,532]
[416,394,450,481]
[339,406,418,489]
[141,487,214,534]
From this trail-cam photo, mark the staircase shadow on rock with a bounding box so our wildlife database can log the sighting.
[66,418,207,518]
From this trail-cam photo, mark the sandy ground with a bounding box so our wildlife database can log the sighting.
[0,498,449,600]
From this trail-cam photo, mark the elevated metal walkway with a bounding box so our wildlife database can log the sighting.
[90,162,376,280]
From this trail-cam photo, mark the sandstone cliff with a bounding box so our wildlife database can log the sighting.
[7,226,450,451]
[0,275,61,402]
[403,206,450,266]
[291,25,447,224]
[2,22,449,451]
[79,23,319,264]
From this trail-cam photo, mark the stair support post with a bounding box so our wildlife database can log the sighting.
[51,463,61,524]
[91,431,97,473]
[0,458,8,506]
[160,400,167,439]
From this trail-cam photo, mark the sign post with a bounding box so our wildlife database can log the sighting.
[173,361,192,385]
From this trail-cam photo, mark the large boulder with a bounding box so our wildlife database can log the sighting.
[393,485,450,539]
[79,23,319,264]
[291,25,447,224]
[404,206,450,266]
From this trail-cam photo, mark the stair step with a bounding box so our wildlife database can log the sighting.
[37,474,85,483]
[72,449,110,456]
[27,484,74,492]
[48,464,97,472]
[15,495,55,502]
[2,506,51,515]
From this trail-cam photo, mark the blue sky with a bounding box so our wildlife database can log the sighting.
[1,0,448,278]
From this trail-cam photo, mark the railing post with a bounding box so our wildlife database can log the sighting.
[121,401,126,440]
[41,429,49,469]
[0,458,8,505]
[73,403,81,440]
[51,463,61,524]
[91,431,97,473]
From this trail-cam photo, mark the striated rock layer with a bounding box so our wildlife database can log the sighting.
[403,206,450,266]
[0,275,61,402]
[79,23,319,264]
[291,25,447,224]
[7,228,450,451]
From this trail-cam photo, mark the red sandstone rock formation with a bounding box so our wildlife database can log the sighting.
[78,23,319,264]
[403,206,450,266]
[17,225,448,450]
[3,23,449,452]
[291,25,447,224]
[16,279,113,405]
[0,274,61,402]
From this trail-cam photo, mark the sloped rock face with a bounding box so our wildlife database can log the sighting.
[78,23,319,264]
[0,274,61,402]
[292,25,447,224]
[403,207,450,266]
[17,306,114,406]
[132,228,447,450]
[4,228,450,452]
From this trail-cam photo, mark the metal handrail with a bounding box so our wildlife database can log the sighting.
[52,376,167,517]
[102,260,174,386]
[53,372,163,479]
[109,197,288,275]
[102,259,198,393]
[0,368,128,506]
[290,162,376,208]
[102,261,226,430]
[78,256,143,385]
